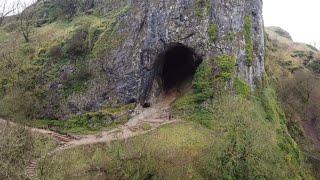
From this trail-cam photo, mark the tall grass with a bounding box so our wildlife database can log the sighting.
[0,122,56,179]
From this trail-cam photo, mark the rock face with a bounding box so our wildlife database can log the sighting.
[44,0,265,117]
[92,0,263,101]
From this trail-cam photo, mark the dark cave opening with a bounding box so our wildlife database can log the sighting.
[160,44,202,93]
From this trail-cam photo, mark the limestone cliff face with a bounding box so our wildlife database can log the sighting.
[49,0,265,117]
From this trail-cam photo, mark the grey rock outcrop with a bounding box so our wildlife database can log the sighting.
[90,0,264,102]
[42,0,265,117]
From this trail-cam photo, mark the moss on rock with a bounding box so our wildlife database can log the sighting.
[216,55,236,81]
[208,23,217,42]
[244,14,254,66]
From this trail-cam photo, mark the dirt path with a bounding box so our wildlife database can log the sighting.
[0,92,180,179]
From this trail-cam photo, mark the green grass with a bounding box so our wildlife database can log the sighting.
[0,29,8,43]
[36,90,315,179]
[37,122,213,179]
[0,123,56,179]
[172,85,314,179]
[234,78,250,98]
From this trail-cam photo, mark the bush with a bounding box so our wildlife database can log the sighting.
[308,60,320,73]
[0,89,43,121]
[234,78,250,98]
[0,124,33,179]
[216,55,236,81]
[64,27,89,58]
[0,123,56,179]
[193,60,214,96]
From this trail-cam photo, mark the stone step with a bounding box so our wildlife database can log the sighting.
[50,133,75,142]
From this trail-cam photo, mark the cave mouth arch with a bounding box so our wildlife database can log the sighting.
[159,43,202,94]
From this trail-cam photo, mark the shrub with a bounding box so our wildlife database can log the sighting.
[308,60,320,73]
[61,64,92,97]
[193,60,213,95]
[0,123,56,179]
[0,124,33,179]
[216,55,236,81]
[64,27,89,58]
[233,78,250,98]
[47,44,63,61]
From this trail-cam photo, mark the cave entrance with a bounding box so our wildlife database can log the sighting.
[160,44,202,94]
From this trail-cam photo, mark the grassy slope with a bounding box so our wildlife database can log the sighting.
[265,26,320,177]
[37,122,213,179]
[265,26,320,73]
[35,51,315,179]
[0,123,57,179]
[36,91,315,179]
[0,12,135,135]
[0,6,318,180]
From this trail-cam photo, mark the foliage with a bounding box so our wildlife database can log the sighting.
[265,33,320,177]
[0,14,105,121]
[308,60,320,73]
[64,27,90,58]
[233,78,250,98]
[200,96,285,179]
[216,55,236,81]
[208,23,217,42]
[173,88,313,179]
[224,31,236,41]
[0,123,56,179]
[243,14,254,66]
[258,87,284,123]
[0,124,33,179]
[193,60,214,96]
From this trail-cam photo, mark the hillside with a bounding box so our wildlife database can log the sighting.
[265,26,320,176]
[266,26,320,73]
[0,0,319,179]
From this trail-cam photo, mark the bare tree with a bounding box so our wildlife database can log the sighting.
[0,0,15,26]
[16,0,36,43]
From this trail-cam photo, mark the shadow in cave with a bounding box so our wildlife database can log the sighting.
[160,44,202,95]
